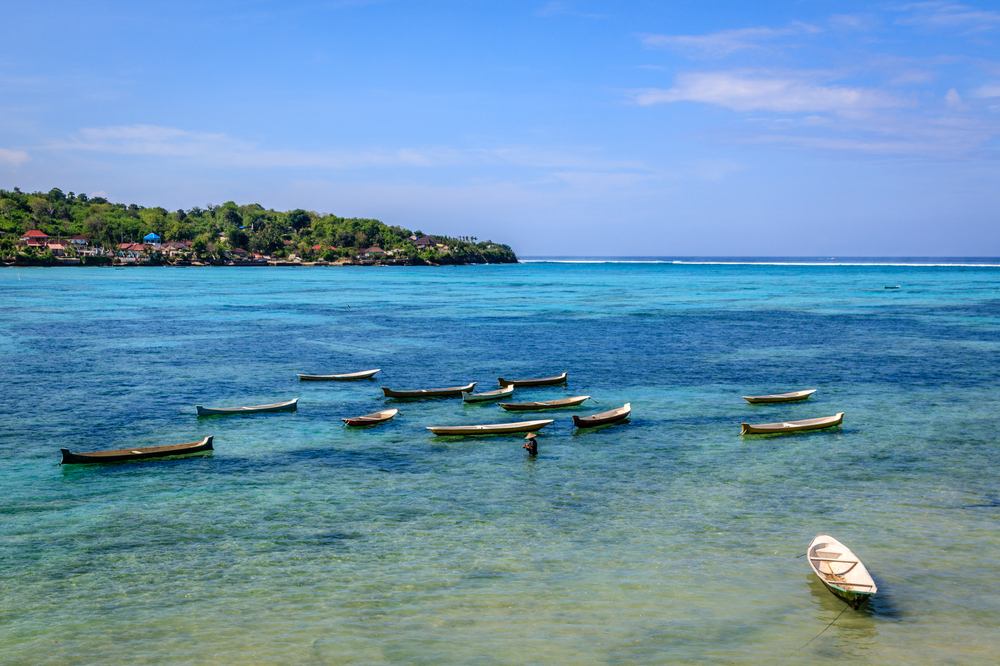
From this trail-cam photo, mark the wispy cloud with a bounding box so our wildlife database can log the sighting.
[42,125,653,182]
[48,125,460,169]
[536,1,606,19]
[0,148,28,166]
[895,2,1000,31]
[973,84,1000,97]
[631,72,910,114]
[641,23,819,58]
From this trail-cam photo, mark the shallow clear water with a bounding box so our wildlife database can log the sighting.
[2,263,999,665]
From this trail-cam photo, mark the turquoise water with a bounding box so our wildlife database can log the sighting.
[2,263,999,665]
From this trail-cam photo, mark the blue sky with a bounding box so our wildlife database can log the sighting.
[1,1,999,255]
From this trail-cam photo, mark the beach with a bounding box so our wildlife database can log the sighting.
[3,261,1000,665]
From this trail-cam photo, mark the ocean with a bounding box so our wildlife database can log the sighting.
[2,261,999,665]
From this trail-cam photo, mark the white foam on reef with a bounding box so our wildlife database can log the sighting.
[520,257,1000,267]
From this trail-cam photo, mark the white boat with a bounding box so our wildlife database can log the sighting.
[740,412,843,435]
[195,399,298,416]
[499,395,590,411]
[342,408,398,426]
[462,386,514,403]
[297,369,380,381]
[426,419,554,436]
[807,535,877,609]
[742,389,816,404]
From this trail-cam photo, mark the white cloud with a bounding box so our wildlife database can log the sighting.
[631,72,910,114]
[0,148,28,166]
[896,2,1000,31]
[641,24,819,58]
[41,125,652,184]
[945,88,964,106]
[973,84,1000,97]
[49,125,463,169]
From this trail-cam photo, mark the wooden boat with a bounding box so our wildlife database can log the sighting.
[499,395,590,411]
[742,389,816,404]
[195,398,298,416]
[382,383,475,399]
[497,372,567,388]
[61,436,213,465]
[297,369,380,381]
[807,534,877,609]
[573,403,631,428]
[884,285,900,289]
[462,386,514,403]
[740,412,843,435]
[342,408,398,427]
[426,419,554,436]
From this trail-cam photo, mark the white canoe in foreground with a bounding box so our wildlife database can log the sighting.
[807,534,877,609]
[426,419,554,436]
[740,412,843,435]
[297,369,380,381]
[196,399,298,416]
[462,386,515,403]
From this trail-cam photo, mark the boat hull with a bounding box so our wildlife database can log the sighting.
[426,419,554,436]
[298,369,380,381]
[61,436,214,465]
[342,408,398,427]
[462,386,514,403]
[497,372,567,388]
[741,412,843,435]
[382,383,476,399]
[499,395,590,411]
[573,403,631,428]
[196,399,298,416]
[743,389,816,404]
[807,534,877,609]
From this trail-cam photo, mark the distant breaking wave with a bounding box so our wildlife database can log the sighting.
[519,257,1000,267]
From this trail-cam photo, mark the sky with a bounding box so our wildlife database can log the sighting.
[1,0,999,256]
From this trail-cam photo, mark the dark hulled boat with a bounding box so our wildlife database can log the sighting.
[61,436,214,465]
[572,403,631,428]
[497,372,567,388]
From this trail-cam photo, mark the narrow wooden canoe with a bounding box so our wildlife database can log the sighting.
[807,534,877,609]
[740,412,844,435]
[462,386,514,403]
[342,408,398,427]
[743,389,817,404]
[196,399,298,416]
[498,372,567,388]
[573,403,631,428]
[298,369,380,381]
[426,419,554,436]
[382,383,476,399]
[499,395,590,411]
[61,436,214,465]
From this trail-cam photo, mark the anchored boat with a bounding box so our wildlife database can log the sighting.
[195,399,298,416]
[740,412,843,435]
[497,372,567,388]
[462,386,514,403]
[342,408,398,427]
[382,383,476,399]
[499,395,590,411]
[297,369,380,381]
[573,403,631,428]
[61,436,214,465]
[426,419,554,436]
[807,534,877,609]
[742,389,816,404]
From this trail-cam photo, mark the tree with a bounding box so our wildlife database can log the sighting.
[29,198,48,226]
[287,209,311,232]
[0,199,13,226]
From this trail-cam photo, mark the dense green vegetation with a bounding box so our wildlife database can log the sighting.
[0,186,517,264]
